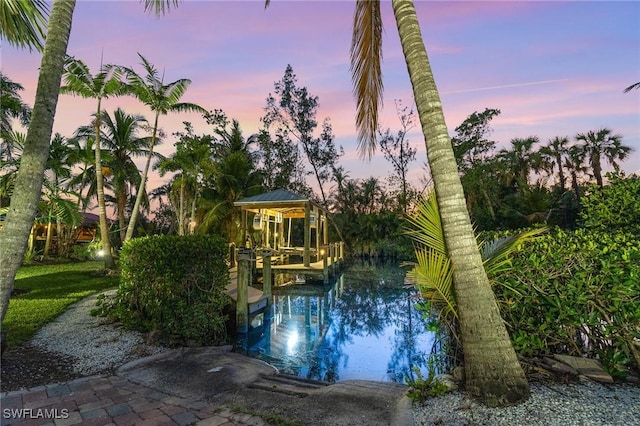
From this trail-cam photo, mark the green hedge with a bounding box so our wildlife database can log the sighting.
[491,228,640,376]
[113,234,231,346]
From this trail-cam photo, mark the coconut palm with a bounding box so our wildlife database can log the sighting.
[0,0,76,324]
[156,123,213,236]
[0,0,186,325]
[575,128,633,188]
[120,53,207,242]
[98,108,153,243]
[0,73,32,140]
[60,56,125,268]
[41,133,80,256]
[66,133,100,211]
[0,130,25,208]
[0,0,48,51]
[349,0,529,405]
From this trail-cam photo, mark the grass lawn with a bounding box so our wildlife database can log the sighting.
[2,261,119,349]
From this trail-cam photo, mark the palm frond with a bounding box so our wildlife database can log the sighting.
[623,81,640,93]
[168,102,207,115]
[408,248,456,320]
[51,197,83,227]
[143,0,182,16]
[406,192,446,255]
[480,227,547,276]
[350,0,383,160]
[0,0,49,52]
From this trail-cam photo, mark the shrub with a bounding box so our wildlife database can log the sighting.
[492,227,640,376]
[579,172,640,236]
[113,234,231,346]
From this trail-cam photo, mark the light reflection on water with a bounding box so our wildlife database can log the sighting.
[236,260,434,384]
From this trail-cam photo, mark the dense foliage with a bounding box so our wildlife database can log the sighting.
[113,234,231,346]
[579,172,640,236]
[491,228,640,376]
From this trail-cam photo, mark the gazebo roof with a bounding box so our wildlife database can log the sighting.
[234,189,325,218]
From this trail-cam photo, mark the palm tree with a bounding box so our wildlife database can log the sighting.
[575,128,633,188]
[60,56,125,268]
[0,0,48,51]
[0,73,32,140]
[623,82,640,93]
[66,133,99,211]
[120,53,207,242]
[0,0,76,324]
[98,108,152,243]
[0,130,25,208]
[156,123,213,236]
[496,137,542,190]
[539,136,569,191]
[0,0,184,326]
[41,133,79,256]
[349,0,528,405]
[564,144,588,198]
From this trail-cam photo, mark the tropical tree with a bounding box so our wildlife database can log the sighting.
[66,133,99,211]
[378,100,418,214]
[255,128,307,194]
[450,108,501,228]
[61,56,125,268]
[41,133,80,256]
[98,108,152,243]
[496,137,542,190]
[0,0,190,327]
[197,116,262,242]
[156,122,213,236]
[120,53,207,242]
[0,0,76,324]
[575,128,633,188]
[0,130,25,208]
[0,73,32,140]
[0,0,48,51]
[564,144,588,199]
[263,65,343,206]
[539,136,569,191]
[451,107,501,172]
[349,0,529,405]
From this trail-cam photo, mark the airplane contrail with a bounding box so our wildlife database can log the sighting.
[445,79,569,94]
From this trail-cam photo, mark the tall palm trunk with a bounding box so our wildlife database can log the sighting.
[391,0,528,406]
[124,113,159,242]
[0,0,76,323]
[117,188,127,243]
[555,152,566,191]
[94,99,115,268]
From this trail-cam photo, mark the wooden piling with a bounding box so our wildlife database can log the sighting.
[322,247,328,283]
[262,249,272,304]
[237,248,251,333]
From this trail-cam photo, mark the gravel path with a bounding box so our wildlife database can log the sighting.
[30,290,168,376]
[25,292,640,425]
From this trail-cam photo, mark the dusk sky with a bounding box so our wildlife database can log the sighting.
[3,0,639,193]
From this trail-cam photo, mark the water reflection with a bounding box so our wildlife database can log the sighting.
[237,260,433,384]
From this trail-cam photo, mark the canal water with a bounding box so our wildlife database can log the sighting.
[236,260,434,384]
